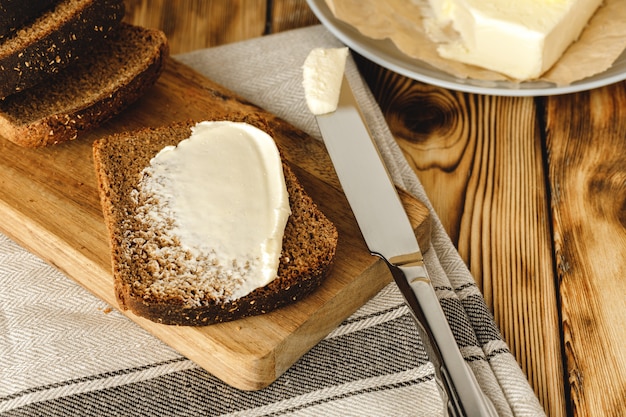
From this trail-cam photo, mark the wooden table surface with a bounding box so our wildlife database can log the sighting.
[123,1,626,416]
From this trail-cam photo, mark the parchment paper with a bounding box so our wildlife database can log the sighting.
[325,0,626,85]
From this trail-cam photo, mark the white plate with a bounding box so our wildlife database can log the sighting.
[306,0,626,96]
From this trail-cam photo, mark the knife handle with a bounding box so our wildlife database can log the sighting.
[384,259,498,417]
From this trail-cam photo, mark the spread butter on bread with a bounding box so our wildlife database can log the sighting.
[93,115,338,325]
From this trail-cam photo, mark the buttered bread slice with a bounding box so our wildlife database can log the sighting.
[93,116,338,326]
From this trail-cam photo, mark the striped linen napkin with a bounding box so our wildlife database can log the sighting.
[0,25,545,416]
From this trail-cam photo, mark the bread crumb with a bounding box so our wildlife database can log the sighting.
[98,306,113,314]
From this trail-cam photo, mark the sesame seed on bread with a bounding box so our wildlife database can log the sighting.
[0,0,125,98]
[0,23,168,147]
[92,116,338,326]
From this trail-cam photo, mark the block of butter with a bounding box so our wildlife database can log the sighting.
[423,0,603,79]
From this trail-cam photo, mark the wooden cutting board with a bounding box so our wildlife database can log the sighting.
[0,58,430,391]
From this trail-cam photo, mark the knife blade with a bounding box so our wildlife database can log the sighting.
[304,50,498,417]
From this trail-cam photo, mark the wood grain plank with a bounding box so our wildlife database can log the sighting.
[269,0,319,33]
[355,56,565,417]
[123,0,267,53]
[123,0,319,54]
[545,81,626,417]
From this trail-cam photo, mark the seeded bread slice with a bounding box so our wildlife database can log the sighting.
[0,0,125,98]
[0,23,168,147]
[0,0,58,41]
[93,116,338,326]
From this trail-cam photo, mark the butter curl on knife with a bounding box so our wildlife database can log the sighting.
[302,47,349,115]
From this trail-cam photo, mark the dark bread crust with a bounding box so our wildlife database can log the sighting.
[0,0,125,98]
[0,23,168,147]
[0,0,58,40]
[93,116,338,326]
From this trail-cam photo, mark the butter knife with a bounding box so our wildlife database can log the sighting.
[304,50,498,417]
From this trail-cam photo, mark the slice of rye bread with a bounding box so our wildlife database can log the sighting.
[0,23,168,147]
[92,116,339,326]
[0,0,125,98]
[0,0,58,41]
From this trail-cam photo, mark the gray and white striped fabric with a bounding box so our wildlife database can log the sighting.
[0,25,545,416]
